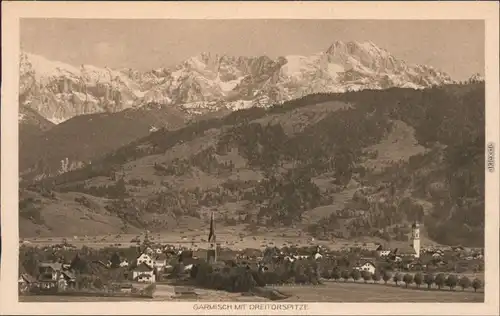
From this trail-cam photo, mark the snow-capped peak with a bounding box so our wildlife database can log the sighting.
[20,51,149,123]
[20,41,456,124]
[21,52,80,82]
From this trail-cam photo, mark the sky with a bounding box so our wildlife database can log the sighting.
[20,19,484,81]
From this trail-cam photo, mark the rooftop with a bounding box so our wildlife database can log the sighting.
[393,244,416,255]
[20,273,37,283]
[38,262,62,271]
[134,262,154,272]
[154,253,168,260]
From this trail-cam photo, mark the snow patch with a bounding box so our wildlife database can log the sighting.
[281,55,318,78]
[217,76,244,93]
[132,89,146,98]
[400,82,422,90]
[72,91,99,103]
[47,117,66,125]
[186,56,207,71]
[23,53,80,81]
[326,63,345,78]
[225,100,255,111]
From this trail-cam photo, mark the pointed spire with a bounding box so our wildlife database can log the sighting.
[208,211,216,243]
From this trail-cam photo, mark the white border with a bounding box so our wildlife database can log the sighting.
[1,1,499,315]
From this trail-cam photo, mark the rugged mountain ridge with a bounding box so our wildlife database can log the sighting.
[20,41,454,123]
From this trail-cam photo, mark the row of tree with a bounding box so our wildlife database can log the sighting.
[323,269,482,292]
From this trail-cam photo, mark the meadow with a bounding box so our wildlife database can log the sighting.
[276,281,484,302]
[20,281,484,303]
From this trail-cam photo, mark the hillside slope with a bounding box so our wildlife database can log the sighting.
[19,104,55,141]
[19,103,189,179]
[20,83,485,247]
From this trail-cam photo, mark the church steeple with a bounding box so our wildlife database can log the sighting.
[411,221,421,258]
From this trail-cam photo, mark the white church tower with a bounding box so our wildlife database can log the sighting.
[411,221,421,258]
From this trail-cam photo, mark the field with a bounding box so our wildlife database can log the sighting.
[19,281,484,303]
[19,284,268,302]
[275,282,484,302]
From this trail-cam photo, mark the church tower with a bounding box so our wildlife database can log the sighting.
[411,221,421,258]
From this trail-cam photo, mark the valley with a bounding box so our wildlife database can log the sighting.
[19,81,485,248]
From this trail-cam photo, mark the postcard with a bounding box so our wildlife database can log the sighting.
[1,1,499,315]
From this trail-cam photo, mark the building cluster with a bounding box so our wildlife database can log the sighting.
[130,246,203,283]
[18,262,77,294]
[19,221,484,293]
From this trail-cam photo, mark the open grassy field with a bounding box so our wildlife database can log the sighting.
[19,284,268,302]
[273,281,484,302]
[20,281,484,303]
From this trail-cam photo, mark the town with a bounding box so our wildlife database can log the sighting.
[19,220,484,301]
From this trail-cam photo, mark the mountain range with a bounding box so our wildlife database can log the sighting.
[19,40,460,178]
[18,41,484,247]
[20,40,454,124]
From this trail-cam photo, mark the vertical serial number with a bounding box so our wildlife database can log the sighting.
[487,142,495,173]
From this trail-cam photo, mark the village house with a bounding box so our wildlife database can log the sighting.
[379,250,392,257]
[36,261,77,292]
[313,252,323,260]
[432,252,443,258]
[408,262,426,271]
[153,253,168,271]
[184,263,195,272]
[18,273,37,294]
[38,262,63,281]
[393,245,418,258]
[362,243,380,252]
[132,262,156,283]
[136,253,154,268]
[60,270,77,288]
[312,246,323,260]
[92,260,110,269]
[120,259,129,268]
[355,261,377,275]
[38,279,59,293]
[56,274,69,291]
[292,254,310,260]
[376,245,392,257]
[144,247,154,255]
[473,253,484,260]
[452,246,465,252]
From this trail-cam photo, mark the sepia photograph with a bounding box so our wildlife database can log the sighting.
[1,1,499,315]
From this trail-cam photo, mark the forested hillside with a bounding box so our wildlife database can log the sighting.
[19,83,485,247]
[19,103,190,178]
